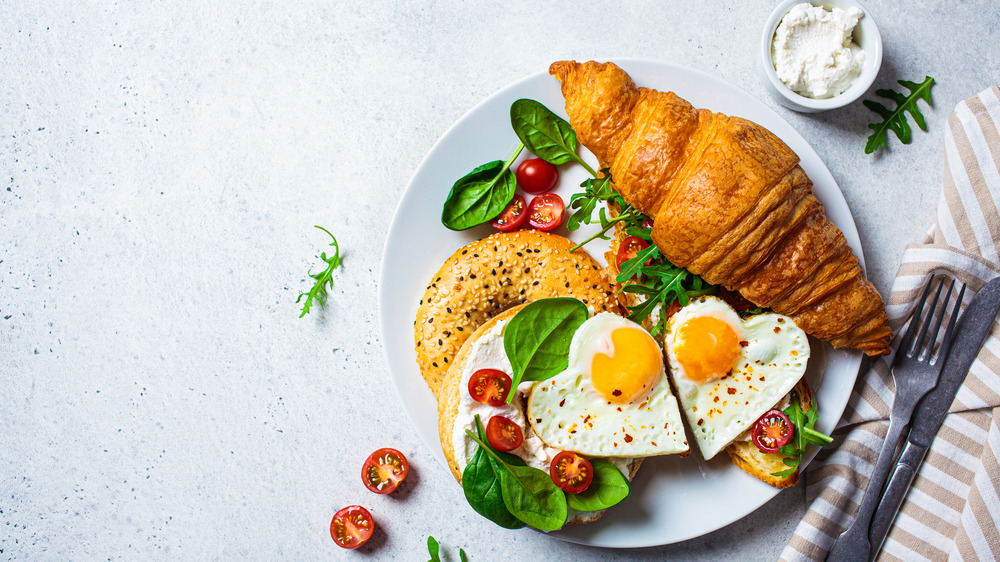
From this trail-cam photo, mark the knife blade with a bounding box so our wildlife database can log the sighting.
[868,275,1000,558]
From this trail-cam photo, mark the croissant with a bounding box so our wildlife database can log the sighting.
[550,60,891,356]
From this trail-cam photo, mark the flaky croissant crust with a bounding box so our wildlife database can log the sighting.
[550,60,890,356]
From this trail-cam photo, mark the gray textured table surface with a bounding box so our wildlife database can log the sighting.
[3,1,998,560]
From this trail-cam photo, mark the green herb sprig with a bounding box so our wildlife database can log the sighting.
[612,224,717,335]
[296,226,342,318]
[427,536,468,562]
[771,391,834,478]
[864,76,935,154]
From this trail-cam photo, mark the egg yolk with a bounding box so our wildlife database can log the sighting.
[673,316,740,382]
[590,327,662,404]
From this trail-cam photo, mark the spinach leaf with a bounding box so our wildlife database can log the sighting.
[441,149,521,230]
[492,457,568,531]
[503,298,589,398]
[461,418,526,530]
[565,458,631,512]
[510,99,594,173]
[466,420,568,532]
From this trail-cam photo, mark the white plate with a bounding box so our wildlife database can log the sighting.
[378,59,862,548]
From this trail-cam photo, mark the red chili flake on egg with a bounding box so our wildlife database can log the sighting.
[727,387,737,395]
[774,327,781,333]
[624,434,633,443]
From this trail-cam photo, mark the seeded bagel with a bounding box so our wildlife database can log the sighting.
[414,230,621,400]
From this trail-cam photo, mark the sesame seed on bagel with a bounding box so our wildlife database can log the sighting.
[414,230,622,401]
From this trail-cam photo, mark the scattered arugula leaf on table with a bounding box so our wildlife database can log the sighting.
[864,76,935,154]
[427,536,468,562]
[296,225,342,318]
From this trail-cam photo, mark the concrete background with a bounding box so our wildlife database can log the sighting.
[3,1,998,559]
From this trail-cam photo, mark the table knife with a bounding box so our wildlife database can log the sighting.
[868,275,1000,558]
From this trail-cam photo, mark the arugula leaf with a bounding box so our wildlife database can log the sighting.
[864,76,935,154]
[296,226,342,318]
[510,99,595,174]
[503,298,589,399]
[427,536,470,562]
[565,458,631,512]
[441,150,521,230]
[769,391,833,478]
[615,244,717,335]
[427,536,440,562]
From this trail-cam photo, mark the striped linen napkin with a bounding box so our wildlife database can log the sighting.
[781,85,1000,562]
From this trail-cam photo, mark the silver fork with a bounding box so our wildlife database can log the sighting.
[827,273,966,562]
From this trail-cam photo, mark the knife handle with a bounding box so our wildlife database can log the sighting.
[868,441,928,558]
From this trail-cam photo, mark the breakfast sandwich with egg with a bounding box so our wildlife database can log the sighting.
[662,295,814,488]
[438,303,690,527]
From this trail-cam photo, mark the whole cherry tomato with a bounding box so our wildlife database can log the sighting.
[330,505,374,549]
[361,448,409,494]
[527,193,565,231]
[751,409,795,454]
[549,451,594,494]
[489,194,528,232]
[515,157,558,194]
[486,415,524,452]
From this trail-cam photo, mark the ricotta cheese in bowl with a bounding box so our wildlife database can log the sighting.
[771,3,866,99]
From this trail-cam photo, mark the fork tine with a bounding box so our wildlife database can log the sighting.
[935,282,967,364]
[919,277,955,361]
[913,276,946,358]
[901,275,938,357]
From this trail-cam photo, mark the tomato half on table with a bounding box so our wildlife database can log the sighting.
[330,505,374,549]
[515,157,558,194]
[549,450,594,494]
[486,415,524,452]
[489,194,528,232]
[361,447,409,494]
[527,193,565,231]
[468,368,512,407]
[615,235,650,275]
[751,409,795,454]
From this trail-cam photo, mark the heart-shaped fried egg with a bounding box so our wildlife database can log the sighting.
[527,313,689,457]
[664,296,810,460]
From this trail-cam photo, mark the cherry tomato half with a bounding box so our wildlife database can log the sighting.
[515,157,558,194]
[489,194,528,232]
[468,368,512,407]
[486,415,524,452]
[330,505,374,549]
[615,235,650,276]
[751,409,795,454]
[719,286,758,312]
[549,451,594,494]
[527,193,565,231]
[361,448,409,494]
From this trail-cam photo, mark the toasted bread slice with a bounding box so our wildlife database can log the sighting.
[724,378,814,489]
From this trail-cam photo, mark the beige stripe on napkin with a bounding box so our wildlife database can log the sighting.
[779,85,1000,562]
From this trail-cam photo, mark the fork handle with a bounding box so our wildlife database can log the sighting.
[826,407,912,561]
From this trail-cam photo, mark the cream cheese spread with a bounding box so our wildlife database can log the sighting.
[771,3,866,99]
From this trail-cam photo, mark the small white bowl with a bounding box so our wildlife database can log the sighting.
[759,0,882,113]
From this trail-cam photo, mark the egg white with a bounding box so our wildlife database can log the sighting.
[527,313,689,458]
[664,297,810,460]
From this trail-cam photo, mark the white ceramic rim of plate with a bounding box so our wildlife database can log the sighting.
[378,58,863,548]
